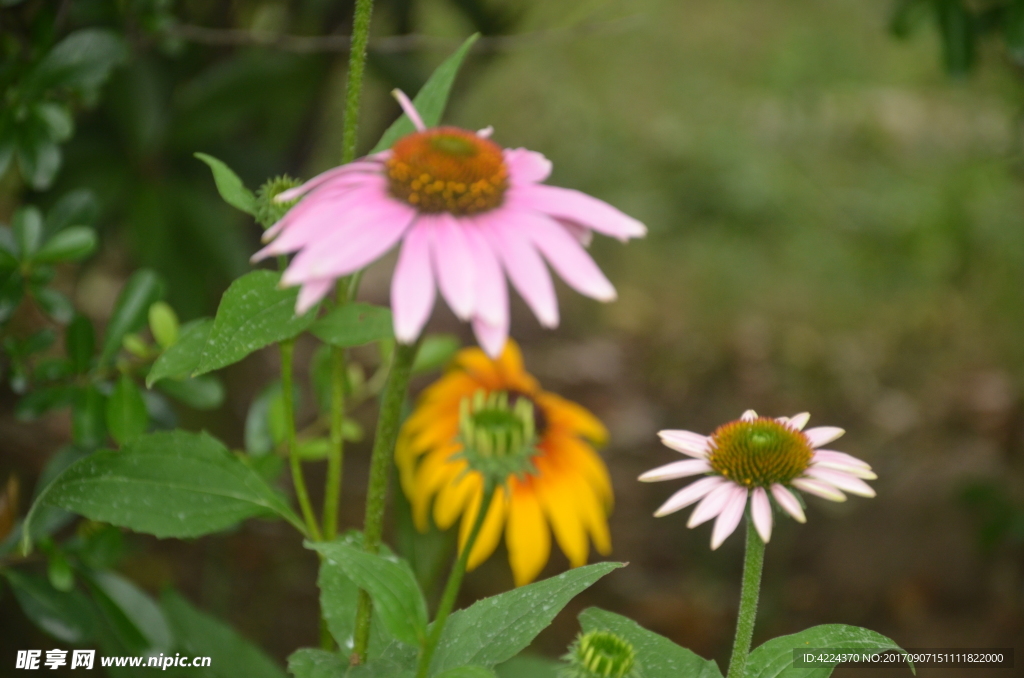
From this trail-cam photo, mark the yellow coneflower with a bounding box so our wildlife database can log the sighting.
[396,340,612,586]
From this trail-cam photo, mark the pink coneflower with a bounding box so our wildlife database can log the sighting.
[252,91,646,357]
[639,410,876,549]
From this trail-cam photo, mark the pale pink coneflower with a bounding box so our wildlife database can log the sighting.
[639,410,877,550]
[252,91,646,357]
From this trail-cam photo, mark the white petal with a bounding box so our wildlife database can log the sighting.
[741,409,757,421]
[750,487,773,543]
[638,459,711,483]
[711,487,749,550]
[804,468,876,498]
[771,483,806,523]
[653,476,725,517]
[688,482,737,528]
[787,412,810,431]
[813,449,872,469]
[811,459,877,480]
[658,430,710,458]
[803,426,845,448]
[792,477,847,502]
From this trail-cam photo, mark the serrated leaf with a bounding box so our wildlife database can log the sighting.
[745,624,912,678]
[312,303,394,348]
[100,269,164,367]
[163,590,288,678]
[21,430,305,553]
[106,374,149,445]
[195,153,257,216]
[34,226,97,263]
[309,540,428,648]
[371,34,480,153]
[429,562,624,673]
[195,270,317,376]
[147,318,212,386]
[286,649,346,678]
[3,569,97,643]
[578,608,723,678]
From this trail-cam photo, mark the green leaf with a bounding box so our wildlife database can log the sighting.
[430,562,624,673]
[13,205,43,259]
[15,132,61,190]
[147,318,213,386]
[3,569,97,643]
[66,314,95,373]
[47,549,75,591]
[578,608,723,678]
[15,385,75,419]
[309,540,428,647]
[89,570,174,654]
[45,188,98,236]
[72,385,107,448]
[245,381,281,456]
[935,0,975,76]
[371,34,480,153]
[287,649,347,678]
[745,624,912,678]
[106,374,149,445]
[100,269,165,368]
[26,28,127,95]
[34,226,97,263]
[436,667,498,678]
[494,656,562,678]
[22,430,305,553]
[148,301,180,349]
[34,287,74,323]
[35,102,73,142]
[195,270,318,376]
[312,303,394,348]
[163,590,288,678]
[195,153,257,216]
[157,375,225,410]
[413,334,460,374]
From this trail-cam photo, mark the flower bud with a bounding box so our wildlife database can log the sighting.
[457,389,538,485]
[561,630,639,678]
[255,175,302,229]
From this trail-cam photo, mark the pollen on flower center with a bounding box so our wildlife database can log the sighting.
[707,417,813,487]
[386,127,508,215]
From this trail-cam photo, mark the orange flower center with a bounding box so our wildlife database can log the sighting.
[386,127,508,215]
[707,418,813,488]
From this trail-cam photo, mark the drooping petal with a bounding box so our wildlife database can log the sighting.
[787,412,810,431]
[770,483,806,523]
[536,473,589,567]
[483,215,559,328]
[510,184,646,241]
[504,148,552,185]
[431,214,476,320]
[804,467,876,497]
[811,457,877,480]
[711,487,748,550]
[472,317,507,360]
[638,459,711,483]
[750,487,773,543]
[803,426,845,448]
[462,222,507,328]
[295,278,333,314]
[391,220,436,343]
[518,211,617,301]
[792,477,847,502]
[505,484,551,586]
[813,449,872,469]
[741,410,758,421]
[274,157,386,203]
[658,430,710,458]
[688,481,737,528]
[462,485,509,571]
[654,476,725,517]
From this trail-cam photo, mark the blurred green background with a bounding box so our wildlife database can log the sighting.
[2,0,1023,674]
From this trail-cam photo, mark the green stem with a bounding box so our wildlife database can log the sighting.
[416,481,497,678]
[725,513,766,678]
[341,0,376,164]
[280,340,322,541]
[322,281,350,541]
[351,340,419,664]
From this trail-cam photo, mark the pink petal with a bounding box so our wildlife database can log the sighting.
[741,410,757,421]
[711,487,748,550]
[504,148,552,185]
[653,476,724,517]
[472,317,507,359]
[792,478,846,502]
[518,211,617,301]
[804,468,876,497]
[750,487,773,543]
[391,221,436,343]
[771,484,806,523]
[638,459,710,483]
[787,412,810,431]
[274,159,386,203]
[688,481,737,528]
[813,450,872,469]
[482,216,559,328]
[510,184,646,241]
[658,430,710,458]
[804,426,845,448]
[431,215,476,320]
[811,457,877,480]
[462,222,507,328]
[295,278,332,314]
[557,219,593,247]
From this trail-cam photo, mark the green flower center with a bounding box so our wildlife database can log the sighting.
[458,390,538,482]
[564,630,637,678]
[707,417,813,487]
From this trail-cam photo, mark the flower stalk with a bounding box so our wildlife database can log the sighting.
[280,339,321,541]
[341,0,375,165]
[416,479,497,678]
[725,513,765,678]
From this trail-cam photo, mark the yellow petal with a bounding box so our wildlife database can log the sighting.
[536,392,608,444]
[557,436,614,510]
[434,469,478,530]
[411,450,460,531]
[573,476,612,556]
[505,484,551,586]
[460,485,508,571]
[535,469,589,568]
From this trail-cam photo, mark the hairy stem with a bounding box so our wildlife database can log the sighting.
[341,0,376,164]
[725,513,765,678]
[416,481,496,678]
[280,340,321,541]
[351,340,419,664]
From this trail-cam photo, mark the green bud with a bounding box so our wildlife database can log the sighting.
[255,175,302,229]
[148,301,179,349]
[122,333,150,359]
[561,631,639,678]
[457,389,538,485]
